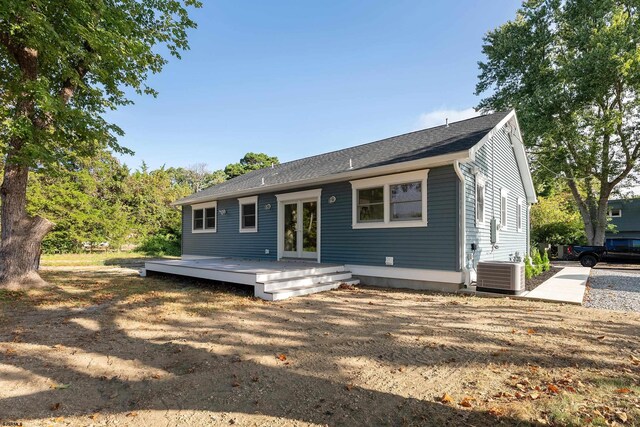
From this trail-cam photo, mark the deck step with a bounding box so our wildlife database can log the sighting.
[265,279,360,301]
[261,271,353,291]
[256,265,345,282]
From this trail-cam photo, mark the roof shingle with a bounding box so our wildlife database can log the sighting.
[176,111,509,204]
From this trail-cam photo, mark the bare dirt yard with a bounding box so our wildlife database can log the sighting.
[1,264,639,426]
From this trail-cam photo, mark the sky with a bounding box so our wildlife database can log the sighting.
[107,0,523,171]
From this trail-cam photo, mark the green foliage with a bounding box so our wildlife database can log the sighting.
[135,233,181,257]
[0,0,201,171]
[476,0,640,244]
[531,249,543,276]
[224,152,280,179]
[542,250,551,272]
[525,256,535,280]
[531,188,586,245]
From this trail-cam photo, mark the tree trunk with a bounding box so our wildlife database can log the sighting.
[0,162,54,290]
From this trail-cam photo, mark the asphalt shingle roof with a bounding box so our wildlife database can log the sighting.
[175,111,510,205]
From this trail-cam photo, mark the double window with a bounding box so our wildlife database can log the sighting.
[192,201,217,233]
[238,196,258,232]
[351,170,429,229]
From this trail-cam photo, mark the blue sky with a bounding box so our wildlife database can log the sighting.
[108,0,522,171]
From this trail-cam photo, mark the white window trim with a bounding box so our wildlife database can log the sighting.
[608,208,622,218]
[275,188,322,262]
[350,169,429,229]
[238,195,258,233]
[517,198,523,232]
[475,172,486,227]
[191,201,217,233]
[500,188,509,230]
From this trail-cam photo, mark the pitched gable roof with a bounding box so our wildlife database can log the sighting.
[175,111,511,205]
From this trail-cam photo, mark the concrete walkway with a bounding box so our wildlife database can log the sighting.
[522,266,591,304]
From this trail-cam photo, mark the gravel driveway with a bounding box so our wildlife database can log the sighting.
[585,268,640,312]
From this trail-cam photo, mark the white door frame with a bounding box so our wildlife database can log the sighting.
[276,189,322,262]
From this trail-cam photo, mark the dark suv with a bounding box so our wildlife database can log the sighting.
[566,238,640,267]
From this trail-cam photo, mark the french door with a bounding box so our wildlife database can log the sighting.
[281,199,318,259]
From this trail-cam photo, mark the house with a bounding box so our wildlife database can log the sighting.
[144,110,537,300]
[607,198,640,239]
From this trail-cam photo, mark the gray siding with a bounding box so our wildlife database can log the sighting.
[461,130,528,269]
[182,194,278,260]
[606,199,640,237]
[182,165,459,271]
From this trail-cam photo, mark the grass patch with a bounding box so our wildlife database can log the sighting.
[40,252,175,267]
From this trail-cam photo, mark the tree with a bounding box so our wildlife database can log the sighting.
[0,0,200,288]
[224,152,279,179]
[476,0,640,245]
[167,163,226,193]
[530,188,586,246]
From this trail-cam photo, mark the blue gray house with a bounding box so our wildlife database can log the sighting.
[144,110,537,300]
[607,198,640,239]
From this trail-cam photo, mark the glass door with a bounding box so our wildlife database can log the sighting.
[282,202,299,258]
[301,200,318,259]
[281,199,318,259]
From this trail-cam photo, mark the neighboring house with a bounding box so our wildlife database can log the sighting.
[170,110,536,291]
[607,198,640,239]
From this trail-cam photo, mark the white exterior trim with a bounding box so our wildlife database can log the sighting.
[345,264,464,284]
[607,208,622,218]
[238,195,258,233]
[276,188,322,262]
[350,169,429,229]
[174,152,465,206]
[191,201,217,233]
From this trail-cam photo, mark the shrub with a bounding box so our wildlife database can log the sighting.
[531,248,543,275]
[135,232,181,257]
[525,256,535,280]
[542,250,551,272]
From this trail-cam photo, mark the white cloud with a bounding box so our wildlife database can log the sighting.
[417,107,481,129]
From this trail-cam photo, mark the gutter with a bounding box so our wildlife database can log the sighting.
[453,160,471,286]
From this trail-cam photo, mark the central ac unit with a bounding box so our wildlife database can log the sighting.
[476,261,525,295]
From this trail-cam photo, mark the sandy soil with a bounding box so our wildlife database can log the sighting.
[1,267,639,426]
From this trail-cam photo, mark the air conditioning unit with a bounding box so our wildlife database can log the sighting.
[476,261,525,295]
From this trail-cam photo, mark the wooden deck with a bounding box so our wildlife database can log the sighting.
[142,257,358,301]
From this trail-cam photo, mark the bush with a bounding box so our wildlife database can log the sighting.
[525,256,535,280]
[531,248,543,275]
[542,250,551,272]
[135,232,181,257]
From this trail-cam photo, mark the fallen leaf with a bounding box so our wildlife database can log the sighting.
[459,397,474,408]
[596,335,605,340]
[527,328,537,334]
[50,402,61,411]
[615,388,632,394]
[617,412,628,423]
[489,406,506,417]
[547,384,560,394]
[440,393,454,404]
[515,391,524,399]
[345,384,353,391]
[232,381,240,387]
[565,386,576,393]
[630,355,640,366]
[276,354,287,361]
[126,412,138,417]
[530,392,540,400]
[50,383,71,390]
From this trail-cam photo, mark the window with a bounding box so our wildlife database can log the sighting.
[516,198,523,231]
[350,170,429,229]
[390,182,422,221]
[357,187,384,222]
[608,208,622,218]
[475,175,485,225]
[192,201,217,233]
[238,196,258,232]
[500,188,509,229]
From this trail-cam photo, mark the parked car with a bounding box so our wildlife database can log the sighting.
[566,238,640,267]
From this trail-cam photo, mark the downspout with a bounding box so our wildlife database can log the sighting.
[454,160,470,286]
